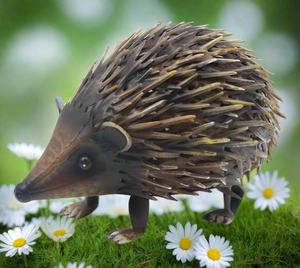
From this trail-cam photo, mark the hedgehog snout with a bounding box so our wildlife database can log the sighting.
[15,182,31,203]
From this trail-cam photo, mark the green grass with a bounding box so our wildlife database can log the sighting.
[1,196,300,268]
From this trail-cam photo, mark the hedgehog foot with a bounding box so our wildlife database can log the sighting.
[60,196,99,220]
[201,209,234,225]
[106,195,149,244]
[106,228,145,244]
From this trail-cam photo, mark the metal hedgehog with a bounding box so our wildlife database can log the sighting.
[15,22,283,244]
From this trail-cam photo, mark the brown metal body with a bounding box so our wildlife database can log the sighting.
[14,22,282,243]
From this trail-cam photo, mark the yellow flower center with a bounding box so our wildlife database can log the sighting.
[13,238,26,248]
[53,229,66,237]
[263,188,274,199]
[179,237,192,250]
[207,249,221,261]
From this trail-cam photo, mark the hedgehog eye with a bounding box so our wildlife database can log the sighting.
[78,156,92,171]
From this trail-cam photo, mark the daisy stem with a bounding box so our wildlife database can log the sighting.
[25,159,33,172]
[56,242,61,260]
[45,199,50,217]
[23,254,28,268]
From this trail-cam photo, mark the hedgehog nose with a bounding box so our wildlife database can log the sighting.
[14,183,31,203]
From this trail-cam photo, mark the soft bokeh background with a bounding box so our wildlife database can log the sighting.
[1,0,299,193]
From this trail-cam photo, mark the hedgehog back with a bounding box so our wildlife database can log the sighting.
[71,22,282,200]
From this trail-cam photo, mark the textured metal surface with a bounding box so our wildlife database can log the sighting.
[16,22,282,204]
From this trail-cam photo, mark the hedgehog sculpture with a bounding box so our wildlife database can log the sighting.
[15,22,283,244]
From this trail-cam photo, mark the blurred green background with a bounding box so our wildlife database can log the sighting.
[0,0,299,193]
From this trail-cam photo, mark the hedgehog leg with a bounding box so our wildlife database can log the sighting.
[106,196,149,244]
[201,178,244,225]
[60,196,99,220]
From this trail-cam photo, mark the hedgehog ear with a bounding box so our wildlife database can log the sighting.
[100,122,132,152]
[55,96,64,114]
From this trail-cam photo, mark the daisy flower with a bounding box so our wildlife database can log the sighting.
[40,216,75,242]
[150,198,184,215]
[25,215,54,229]
[0,184,40,227]
[194,234,234,268]
[49,198,80,214]
[93,195,129,218]
[54,262,92,268]
[7,142,44,160]
[165,222,203,263]
[246,170,290,211]
[0,223,41,257]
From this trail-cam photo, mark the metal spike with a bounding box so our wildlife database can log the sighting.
[99,85,118,96]
[154,115,196,129]
[221,98,255,106]
[218,127,249,138]
[170,82,221,102]
[99,46,109,65]
[203,104,244,117]
[114,84,142,104]
[199,35,223,50]
[187,137,230,147]
[141,70,177,93]
[132,131,181,140]
[142,150,179,158]
[199,91,224,104]
[191,122,215,135]
[224,140,259,148]
[137,92,171,107]
[173,103,210,111]
[177,73,198,88]
[127,121,160,131]
[119,99,167,125]
[199,71,237,78]
[143,142,163,151]
[166,149,217,157]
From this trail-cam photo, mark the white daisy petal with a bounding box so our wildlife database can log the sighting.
[221,256,234,261]
[214,261,221,268]
[186,248,195,261]
[0,184,41,227]
[218,259,230,266]
[173,247,181,256]
[193,228,203,241]
[200,259,208,267]
[169,225,179,237]
[0,224,40,257]
[41,216,75,242]
[274,196,286,205]
[189,224,197,239]
[7,230,17,241]
[7,142,44,160]
[0,234,12,245]
[165,233,179,243]
[247,171,290,212]
[194,234,234,268]
[184,222,191,238]
[246,183,257,191]
[199,235,210,250]
[54,262,92,268]
[260,200,269,211]
[246,191,261,199]
[6,248,17,257]
[166,243,179,249]
[177,222,184,238]
[165,222,201,263]
[221,246,233,255]
[271,170,278,181]
[209,234,216,248]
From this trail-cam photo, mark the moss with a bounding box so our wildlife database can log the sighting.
[1,197,300,268]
